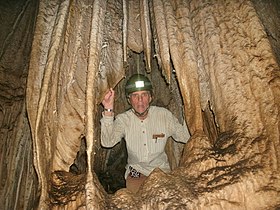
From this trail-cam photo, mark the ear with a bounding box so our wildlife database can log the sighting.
[127,97,131,105]
[149,95,153,103]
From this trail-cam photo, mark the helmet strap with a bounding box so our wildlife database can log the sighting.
[131,107,150,119]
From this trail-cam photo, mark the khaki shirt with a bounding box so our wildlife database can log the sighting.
[100,106,190,178]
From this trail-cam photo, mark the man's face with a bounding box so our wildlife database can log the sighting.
[128,90,152,114]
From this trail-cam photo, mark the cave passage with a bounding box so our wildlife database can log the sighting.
[1,0,280,209]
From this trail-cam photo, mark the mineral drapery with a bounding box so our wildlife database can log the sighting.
[20,0,280,209]
[26,0,124,208]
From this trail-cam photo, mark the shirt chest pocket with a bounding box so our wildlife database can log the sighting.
[149,133,166,153]
[152,133,165,142]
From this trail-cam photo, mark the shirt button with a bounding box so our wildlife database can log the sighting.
[142,131,145,133]
[144,144,146,146]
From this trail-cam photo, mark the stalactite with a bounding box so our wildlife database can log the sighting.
[151,0,172,83]
[122,0,128,65]
[85,0,107,208]
[127,0,143,52]
[140,0,152,72]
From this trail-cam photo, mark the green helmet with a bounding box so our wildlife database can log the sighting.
[125,74,153,96]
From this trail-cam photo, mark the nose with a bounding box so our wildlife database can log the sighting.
[138,95,143,101]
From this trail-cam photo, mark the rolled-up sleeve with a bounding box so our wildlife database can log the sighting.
[100,113,125,148]
[168,112,190,143]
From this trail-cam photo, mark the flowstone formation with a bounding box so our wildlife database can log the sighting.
[0,0,279,209]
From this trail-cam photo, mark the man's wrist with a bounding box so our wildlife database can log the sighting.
[103,107,114,117]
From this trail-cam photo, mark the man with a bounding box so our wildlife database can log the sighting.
[100,74,190,193]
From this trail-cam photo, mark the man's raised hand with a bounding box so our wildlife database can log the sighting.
[102,88,115,109]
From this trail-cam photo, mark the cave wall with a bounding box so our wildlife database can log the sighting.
[0,0,280,209]
[0,0,39,209]
[252,0,280,65]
